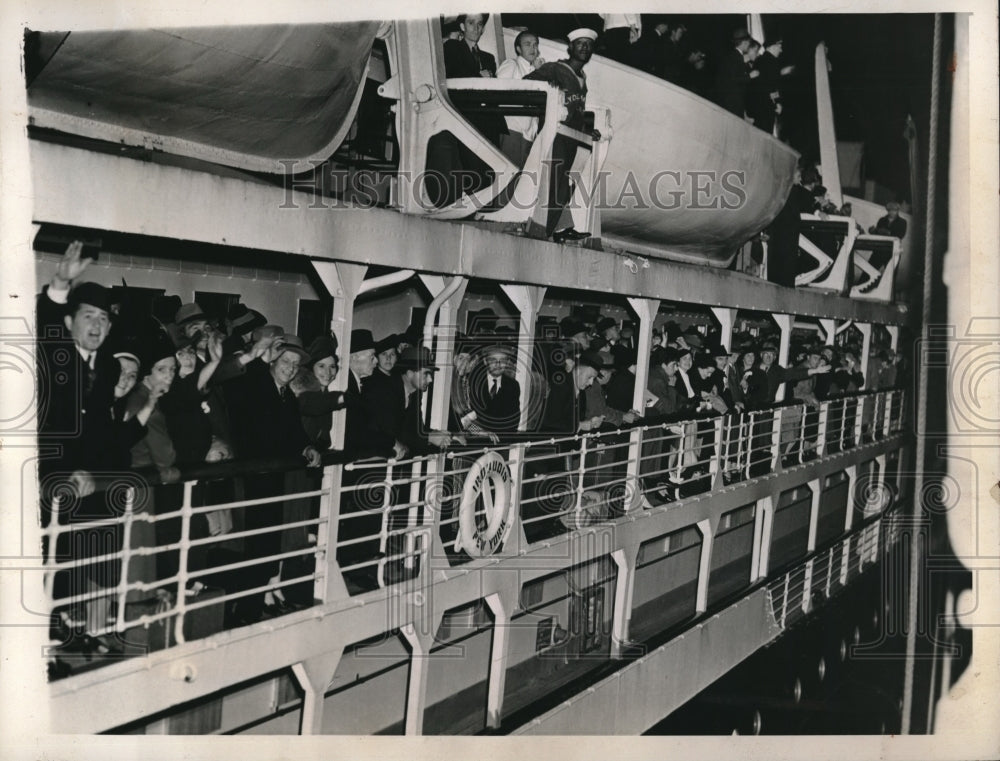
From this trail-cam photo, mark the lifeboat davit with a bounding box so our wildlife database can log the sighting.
[514,31,800,266]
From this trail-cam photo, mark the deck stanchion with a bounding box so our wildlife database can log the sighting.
[116,488,136,636]
[173,482,194,644]
[610,546,638,658]
[401,623,431,735]
[694,518,716,614]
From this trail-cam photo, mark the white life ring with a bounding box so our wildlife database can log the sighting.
[456,451,514,558]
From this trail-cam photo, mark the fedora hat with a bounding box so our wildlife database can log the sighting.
[274,334,310,362]
[396,346,439,372]
[350,329,376,353]
[228,304,267,336]
[174,302,207,326]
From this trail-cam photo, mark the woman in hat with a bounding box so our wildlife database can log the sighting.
[120,329,182,615]
[160,327,227,467]
[290,335,346,451]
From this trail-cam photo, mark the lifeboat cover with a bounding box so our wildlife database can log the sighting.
[27,24,380,173]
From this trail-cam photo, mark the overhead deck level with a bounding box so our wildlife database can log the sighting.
[30,140,909,326]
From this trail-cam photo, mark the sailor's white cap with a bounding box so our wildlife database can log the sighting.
[567,28,598,42]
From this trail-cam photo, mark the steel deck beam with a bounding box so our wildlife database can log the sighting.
[30,141,909,325]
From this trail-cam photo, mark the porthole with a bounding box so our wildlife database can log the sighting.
[793,678,803,703]
[853,626,861,645]
[817,656,826,681]
[752,709,762,735]
[839,639,847,662]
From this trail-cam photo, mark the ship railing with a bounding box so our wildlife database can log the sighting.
[43,388,905,675]
[42,451,349,660]
[767,506,903,630]
[337,454,441,589]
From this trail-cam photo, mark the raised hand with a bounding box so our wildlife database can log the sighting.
[53,240,94,287]
[207,332,224,362]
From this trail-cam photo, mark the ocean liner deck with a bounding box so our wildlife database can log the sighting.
[2,7,988,746]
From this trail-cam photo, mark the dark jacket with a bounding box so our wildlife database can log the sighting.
[36,288,144,484]
[525,61,589,130]
[443,38,506,145]
[344,371,395,459]
[715,47,750,116]
[291,369,346,451]
[224,359,309,461]
[759,362,812,405]
[161,371,213,466]
[541,374,584,438]
[468,368,521,435]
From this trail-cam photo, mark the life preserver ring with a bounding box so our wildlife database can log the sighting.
[456,451,514,558]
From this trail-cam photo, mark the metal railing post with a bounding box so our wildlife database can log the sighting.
[377,461,395,588]
[173,481,194,645]
[403,459,423,572]
[313,465,336,604]
[115,488,136,636]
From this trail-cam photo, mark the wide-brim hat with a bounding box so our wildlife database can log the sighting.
[350,328,376,353]
[175,302,207,326]
[681,330,703,348]
[252,324,285,344]
[760,341,779,353]
[68,281,111,313]
[577,351,609,371]
[141,330,179,375]
[595,317,617,333]
[228,304,267,336]
[306,335,338,366]
[561,320,589,339]
[694,352,717,369]
[396,346,439,372]
[375,333,400,354]
[710,344,730,358]
[274,334,310,362]
[732,28,750,43]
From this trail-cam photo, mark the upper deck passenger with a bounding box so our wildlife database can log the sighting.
[715,28,756,118]
[496,30,544,166]
[443,13,506,148]
[600,13,641,66]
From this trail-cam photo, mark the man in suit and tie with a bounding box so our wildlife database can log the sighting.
[344,328,401,460]
[426,12,507,206]
[37,242,157,639]
[469,343,521,439]
[443,14,505,146]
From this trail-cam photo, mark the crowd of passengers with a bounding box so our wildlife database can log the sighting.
[38,242,903,646]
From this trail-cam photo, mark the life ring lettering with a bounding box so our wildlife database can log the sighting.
[456,451,514,557]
